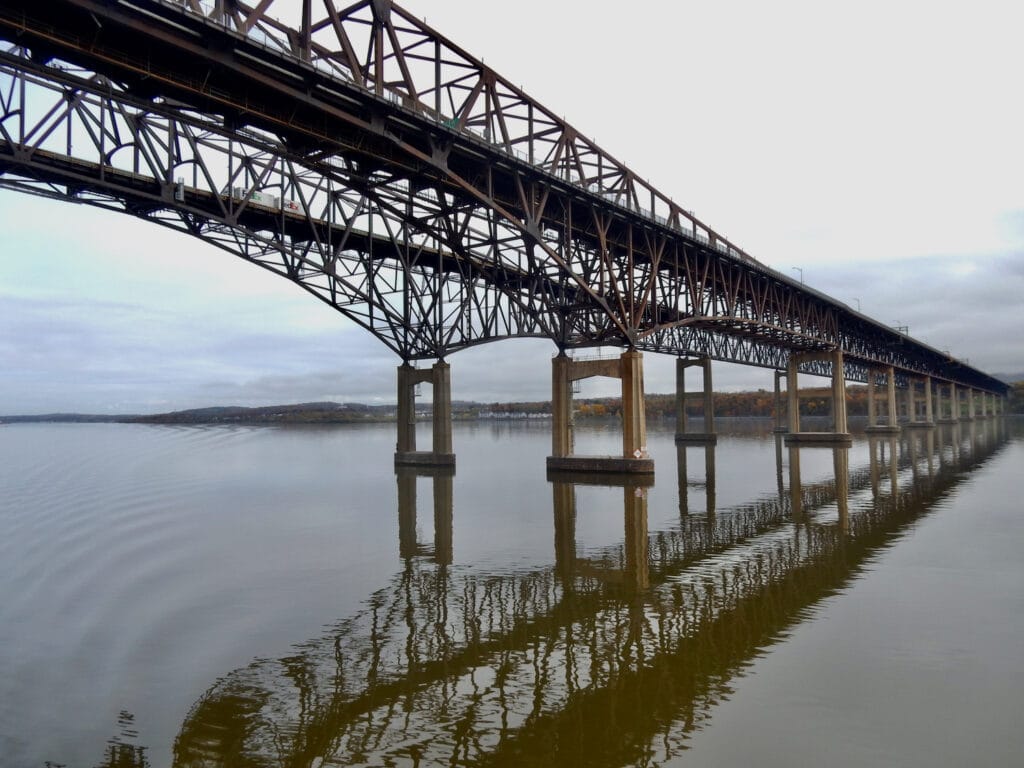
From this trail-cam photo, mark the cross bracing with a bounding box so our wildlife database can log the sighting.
[0,0,1008,393]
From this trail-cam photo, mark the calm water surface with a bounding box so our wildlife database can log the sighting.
[0,418,1021,766]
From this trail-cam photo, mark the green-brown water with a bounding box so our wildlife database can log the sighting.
[1,418,1020,766]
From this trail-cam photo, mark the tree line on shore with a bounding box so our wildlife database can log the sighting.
[6,383,1019,425]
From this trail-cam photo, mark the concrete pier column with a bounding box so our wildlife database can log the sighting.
[620,350,647,460]
[866,367,901,434]
[675,357,687,436]
[547,350,653,475]
[702,359,715,435]
[950,382,959,421]
[395,360,456,467]
[923,376,934,425]
[905,380,916,424]
[774,370,788,432]
[831,348,848,434]
[551,353,573,459]
[967,389,976,421]
[784,349,851,445]
[867,369,877,427]
[431,361,452,456]
[935,382,946,421]
[396,362,417,454]
[886,367,898,428]
[787,355,801,435]
[675,356,717,444]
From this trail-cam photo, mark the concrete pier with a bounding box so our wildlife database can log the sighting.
[675,356,717,444]
[936,382,955,424]
[865,366,901,434]
[547,349,654,475]
[784,348,852,445]
[905,375,935,429]
[773,370,788,433]
[395,360,456,467]
[947,382,962,423]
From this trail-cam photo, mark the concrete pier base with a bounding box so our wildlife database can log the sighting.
[395,450,457,467]
[674,433,718,445]
[545,460,656,483]
[865,425,902,434]
[546,455,655,475]
[785,431,854,446]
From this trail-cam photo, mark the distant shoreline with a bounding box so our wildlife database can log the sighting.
[4,383,1021,424]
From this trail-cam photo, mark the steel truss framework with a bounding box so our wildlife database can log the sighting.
[0,0,1007,393]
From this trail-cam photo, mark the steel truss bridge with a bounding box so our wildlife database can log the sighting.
[0,0,1008,394]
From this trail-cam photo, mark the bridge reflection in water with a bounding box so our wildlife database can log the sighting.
[172,421,1006,768]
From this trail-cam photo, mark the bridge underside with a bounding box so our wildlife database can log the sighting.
[0,0,1008,470]
[0,3,1006,398]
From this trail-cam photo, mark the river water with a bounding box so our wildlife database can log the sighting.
[0,417,1021,767]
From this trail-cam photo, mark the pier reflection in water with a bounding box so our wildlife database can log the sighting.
[168,418,1008,767]
[397,465,455,564]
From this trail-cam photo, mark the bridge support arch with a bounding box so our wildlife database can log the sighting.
[395,361,455,467]
[675,356,717,444]
[784,348,852,445]
[547,350,654,475]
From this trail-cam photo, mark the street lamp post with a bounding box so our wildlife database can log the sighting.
[791,266,803,284]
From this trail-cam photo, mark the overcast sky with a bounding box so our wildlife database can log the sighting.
[2,0,1022,414]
